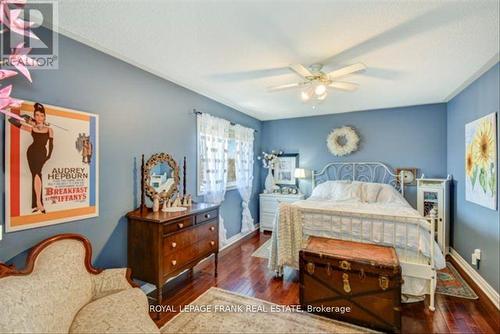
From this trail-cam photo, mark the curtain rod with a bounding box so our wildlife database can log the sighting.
[193,109,258,132]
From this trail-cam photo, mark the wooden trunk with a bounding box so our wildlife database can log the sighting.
[300,237,402,333]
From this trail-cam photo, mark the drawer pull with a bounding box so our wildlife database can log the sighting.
[210,241,215,246]
[209,226,215,231]
[171,242,177,248]
[171,260,177,266]
[177,223,184,229]
[205,213,211,219]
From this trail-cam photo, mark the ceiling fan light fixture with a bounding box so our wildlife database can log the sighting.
[300,90,311,101]
[269,62,366,106]
[314,84,327,96]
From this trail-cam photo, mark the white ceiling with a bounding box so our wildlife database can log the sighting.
[55,0,499,121]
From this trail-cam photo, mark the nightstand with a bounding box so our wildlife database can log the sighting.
[417,177,450,255]
[259,193,305,232]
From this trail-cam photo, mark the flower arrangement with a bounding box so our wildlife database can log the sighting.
[0,0,38,121]
[466,116,496,196]
[257,150,283,169]
[258,150,283,193]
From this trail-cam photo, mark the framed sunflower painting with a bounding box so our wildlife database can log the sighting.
[465,112,497,210]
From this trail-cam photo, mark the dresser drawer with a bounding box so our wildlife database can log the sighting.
[197,238,218,257]
[164,245,197,275]
[163,238,218,275]
[197,220,218,240]
[163,220,217,252]
[195,209,218,224]
[163,227,198,252]
[163,216,193,235]
[260,198,279,213]
[260,213,276,229]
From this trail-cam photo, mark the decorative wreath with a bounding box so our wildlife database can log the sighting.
[327,126,360,156]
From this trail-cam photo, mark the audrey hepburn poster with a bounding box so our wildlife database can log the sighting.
[5,101,99,232]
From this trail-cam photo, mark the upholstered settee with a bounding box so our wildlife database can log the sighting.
[0,234,160,333]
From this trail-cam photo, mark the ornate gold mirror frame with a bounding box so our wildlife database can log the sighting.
[143,152,180,202]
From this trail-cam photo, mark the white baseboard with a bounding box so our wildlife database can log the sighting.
[449,247,499,309]
[219,224,260,252]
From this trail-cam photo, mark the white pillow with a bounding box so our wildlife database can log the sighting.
[376,184,406,204]
[310,180,350,200]
[309,181,334,200]
[353,181,382,203]
[332,181,362,201]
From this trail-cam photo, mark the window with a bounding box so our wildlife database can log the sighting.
[197,121,237,195]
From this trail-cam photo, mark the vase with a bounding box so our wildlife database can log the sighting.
[264,169,275,193]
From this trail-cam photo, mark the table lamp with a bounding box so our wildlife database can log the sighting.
[294,168,307,179]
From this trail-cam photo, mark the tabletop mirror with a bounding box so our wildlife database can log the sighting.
[143,152,179,203]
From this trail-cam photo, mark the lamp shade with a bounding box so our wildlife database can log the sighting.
[294,168,307,179]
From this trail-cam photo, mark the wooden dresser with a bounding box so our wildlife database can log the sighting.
[127,203,219,305]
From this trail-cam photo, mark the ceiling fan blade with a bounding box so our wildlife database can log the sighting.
[268,82,307,92]
[289,64,313,78]
[328,81,359,91]
[328,63,366,79]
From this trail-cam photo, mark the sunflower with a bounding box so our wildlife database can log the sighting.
[465,144,475,177]
[473,119,495,169]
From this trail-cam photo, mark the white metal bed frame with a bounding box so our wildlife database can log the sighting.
[309,161,437,311]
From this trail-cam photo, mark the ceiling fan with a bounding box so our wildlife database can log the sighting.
[268,63,366,103]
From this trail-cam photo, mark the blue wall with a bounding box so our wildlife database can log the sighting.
[1,29,497,294]
[261,104,448,207]
[447,63,499,293]
[0,32,262,268]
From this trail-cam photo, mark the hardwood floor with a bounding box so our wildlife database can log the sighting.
[151,232,499,333]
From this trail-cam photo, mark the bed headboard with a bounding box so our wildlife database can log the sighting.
[312,162,404,195]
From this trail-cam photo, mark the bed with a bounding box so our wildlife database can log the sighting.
[268,162,445,311]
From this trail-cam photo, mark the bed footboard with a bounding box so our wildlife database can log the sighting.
[299,208,438,311]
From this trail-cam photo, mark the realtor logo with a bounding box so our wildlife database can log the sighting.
[0,0,59,69]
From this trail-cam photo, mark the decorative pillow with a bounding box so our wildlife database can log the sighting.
[332,181,362,201]
[354,181,382,203]
[376,184,406,204]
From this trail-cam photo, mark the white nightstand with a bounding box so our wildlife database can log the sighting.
[259,193,305,233]
[417,177,451,255]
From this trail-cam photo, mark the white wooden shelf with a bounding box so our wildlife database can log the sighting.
[417,177,451,255]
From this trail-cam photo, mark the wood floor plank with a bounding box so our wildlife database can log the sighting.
[150,232,499,333]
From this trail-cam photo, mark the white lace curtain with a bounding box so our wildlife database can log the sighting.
[197,113,230,245]
[234,125,255,234]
